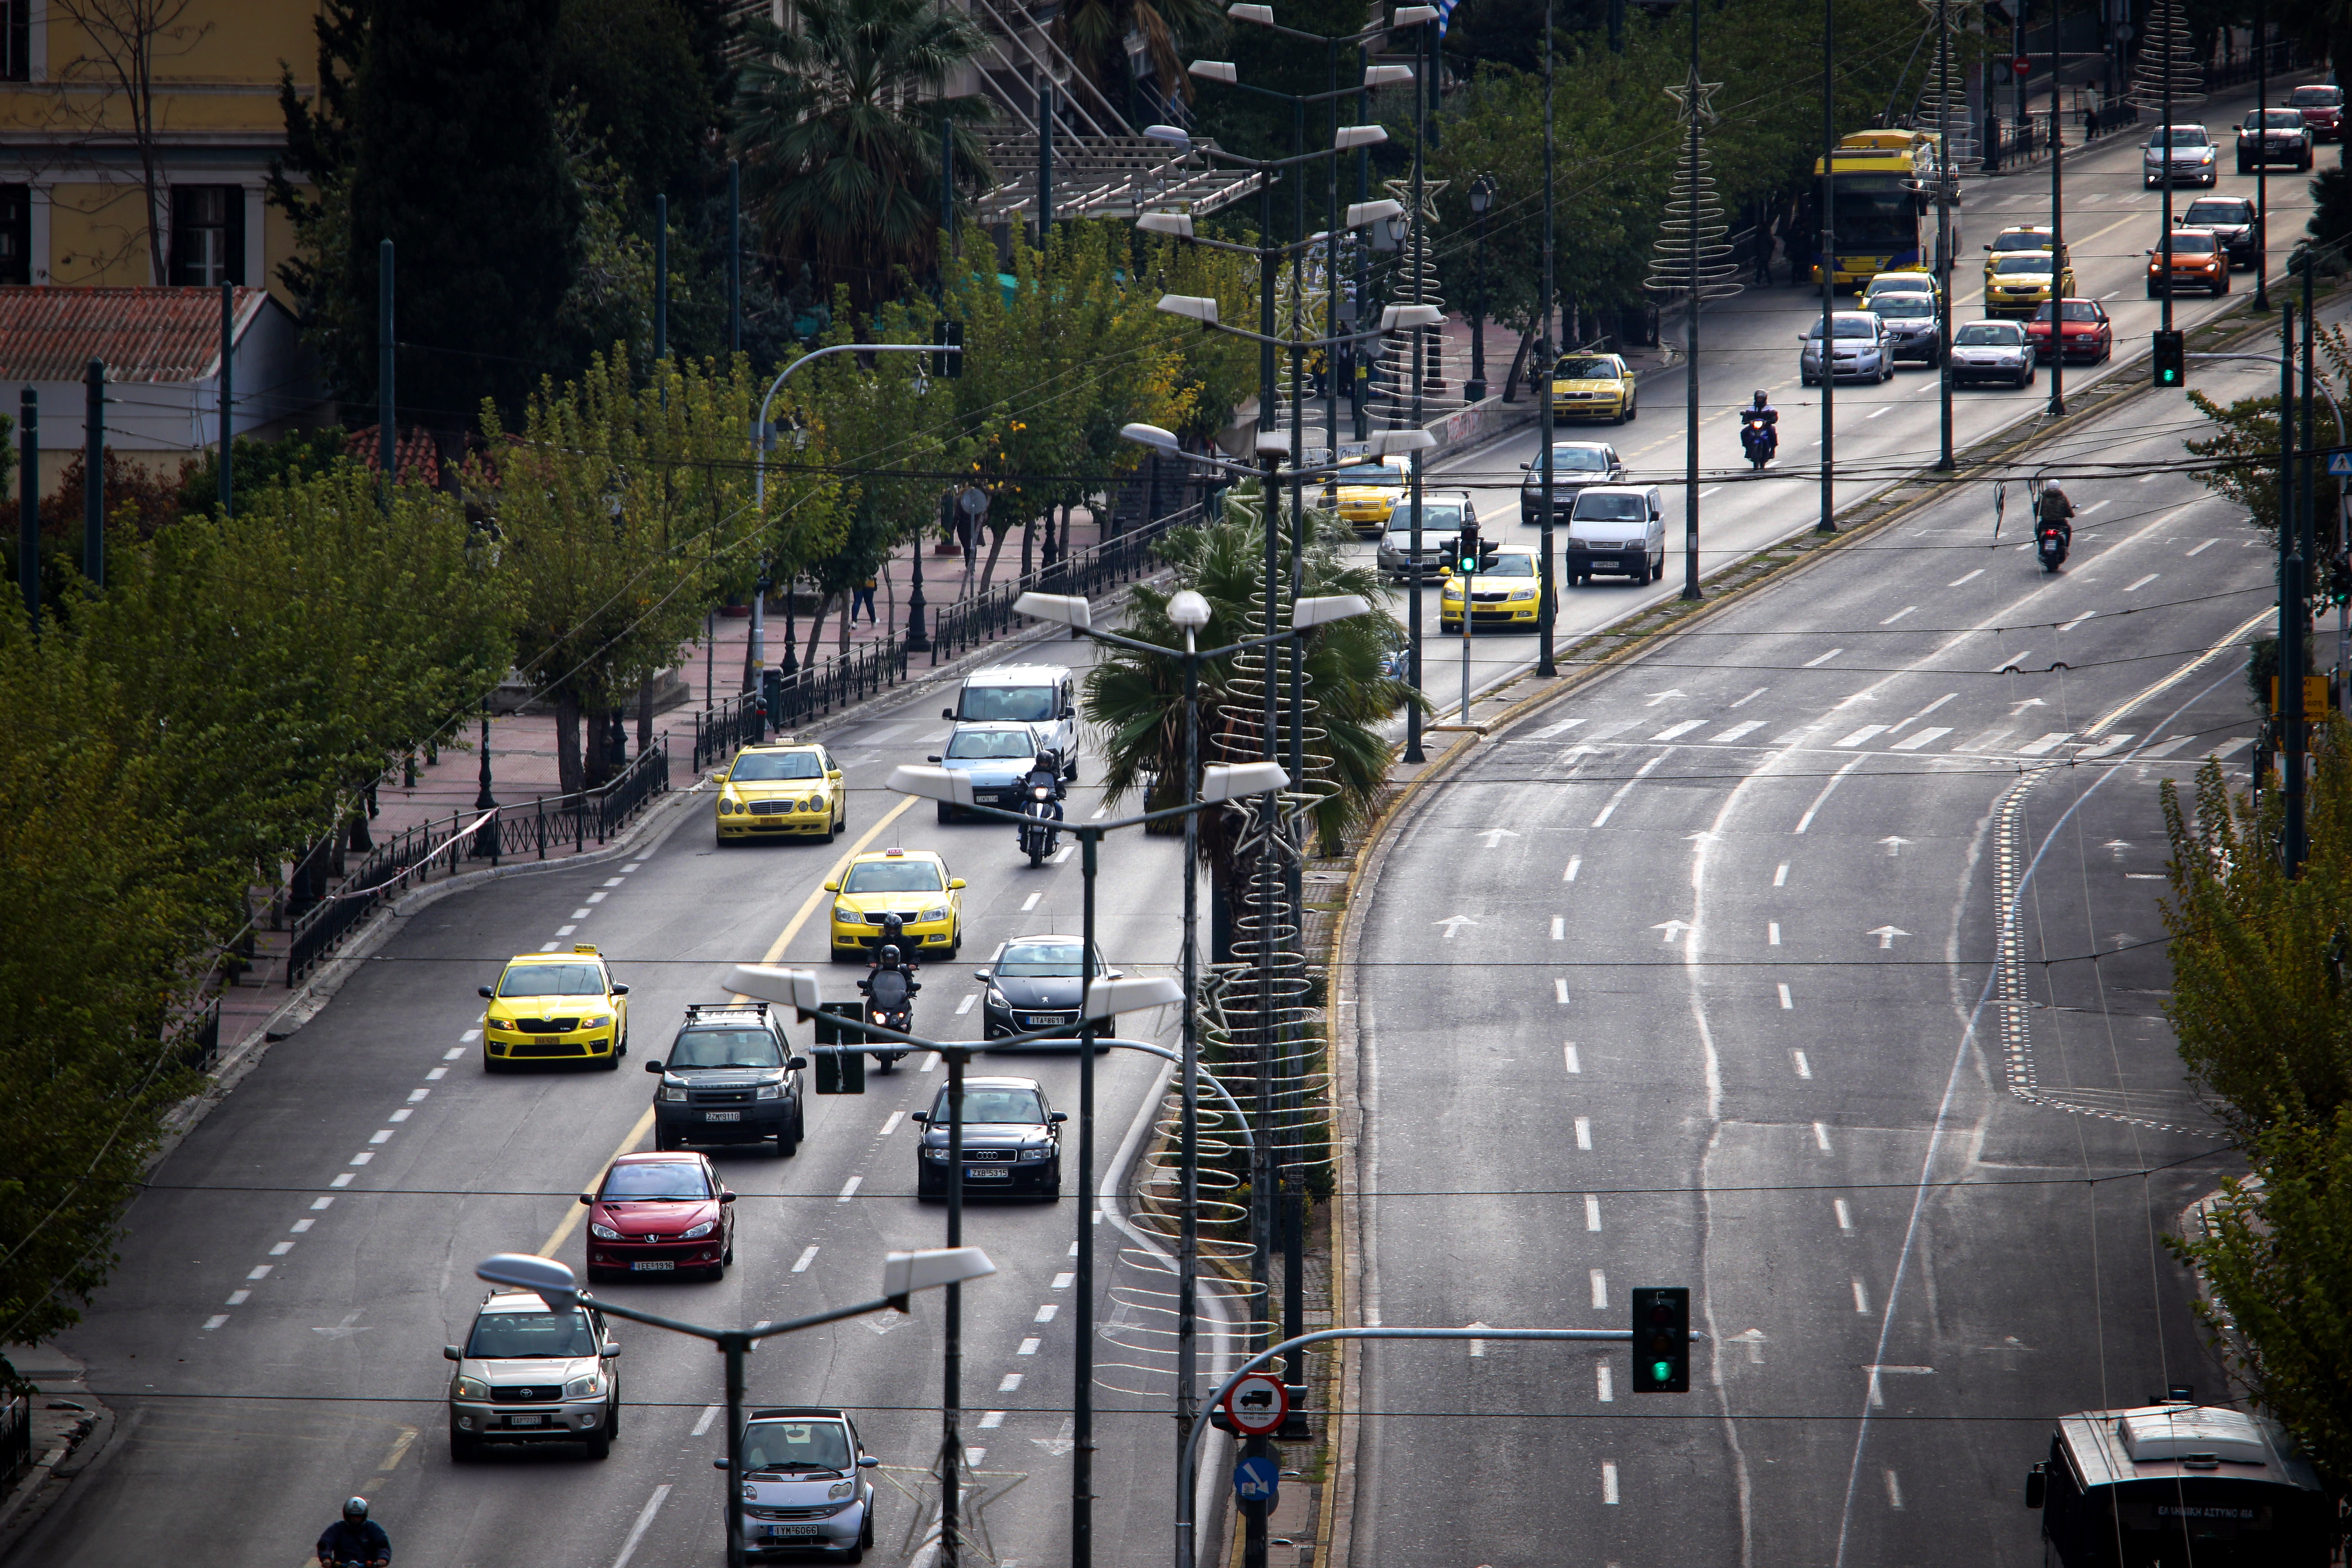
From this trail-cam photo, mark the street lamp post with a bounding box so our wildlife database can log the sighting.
[1537,0,1557,676]
[472,1248,996,1568]
[1466,173,1495,400]
[2047,19,2066,417]
[1817,0,1837,535]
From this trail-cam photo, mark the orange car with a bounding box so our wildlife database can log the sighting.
[2146,228,2229,298]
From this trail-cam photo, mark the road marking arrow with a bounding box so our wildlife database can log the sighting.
[2103,840,2131,859]
[1032,1416,1076,1457]
[1731,1328,1768,1365]
[1652,920,1695,943]
[2009,697,2049,715]
[1465,1320,1492,1359]
[1476,827,1522,848]
[1435,915,1480,939]
[1645,688,1689,707]
[1877,836,1911,857]
[1867,926,1910,949]
[312,1312,369,1339]
[1683,830,1720,845]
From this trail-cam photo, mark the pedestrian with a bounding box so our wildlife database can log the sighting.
[852,574,877,623]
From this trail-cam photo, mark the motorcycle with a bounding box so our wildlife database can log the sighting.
[858,964,917,1073]
[1017,783,1061,866]
[2037,525,2069,573]
[1739,412,1777,470]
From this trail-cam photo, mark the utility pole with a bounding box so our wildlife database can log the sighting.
[1680,0,1703,599]
[729,159,742,355]
[655,193,669,363]
[1934,0,1955,470]
[2281,295,2305,871]
[1818,0,1836,534]
[82,359,103,587]
[218,281,234,515]
[379,239,396,495]
[1537,0,1558,675]
[2255,0,2269,311]
[17,387,35,632]
[2160,5,2174,335]
[2047,15,2065,417]
[1403,13,1430,764]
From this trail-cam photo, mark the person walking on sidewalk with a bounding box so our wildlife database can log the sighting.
[851,575,878,623]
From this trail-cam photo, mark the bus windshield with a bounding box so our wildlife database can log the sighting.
[1831,173,1917,251]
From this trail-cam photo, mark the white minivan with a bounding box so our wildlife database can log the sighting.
[1565,485,1665,585]
[944,663,1079,779]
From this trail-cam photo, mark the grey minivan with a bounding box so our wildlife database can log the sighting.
[1565,485,1665,584]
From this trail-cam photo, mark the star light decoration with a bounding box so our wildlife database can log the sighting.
[1381,174,1450,225]
[881,1456,1031,1567]
[1663,70,1722,128]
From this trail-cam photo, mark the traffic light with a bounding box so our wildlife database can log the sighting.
[938,320,964,379]
[812,1003,868,1094]
[2152,329,2185,388]
[2330,553,2352,608]
[1454,520,1482,574]
[1629,1287,1691,1393]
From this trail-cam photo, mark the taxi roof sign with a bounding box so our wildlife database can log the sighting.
[573,944,600,954]
[884,847,905,857]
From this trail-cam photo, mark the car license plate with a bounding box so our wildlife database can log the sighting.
[534,1036,561,1045]
[631,1260,675,1271]
[508,1414,543,1426]
[706,1110,740,1122]
[966,1166,1010,1179]
[764,1526,823,1539]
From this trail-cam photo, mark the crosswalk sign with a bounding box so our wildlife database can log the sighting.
[2327,451,2352,477]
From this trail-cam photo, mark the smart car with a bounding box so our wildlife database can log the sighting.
[732,1407,880,1560]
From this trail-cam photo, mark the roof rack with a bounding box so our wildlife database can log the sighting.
[683,1001,771,1020]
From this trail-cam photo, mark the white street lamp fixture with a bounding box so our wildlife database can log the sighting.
[1293,593,1372,627]
[1078,976,1186,1020]
[1382,303,1442,330]
[1144,124,1191,147]
[880,1246,998,1306]
[475,1252,584,1309]
[1014,590,1093,629]
[1118,421,1182,452]
[1227,2,1275,21]
[1392,4,1440,22]
[1188,60,1238,83]
[725,964,824,1017]
[1253,433,1289,456]
[1333,124,1388,150]
[1202,761,1291,800]
[1137,211,1194,238]
[886,764,976,807]
[1369,428,1435,454]
[1155,294,1220,324]
[1167,589,1213,629]
[1345,198,1404,229]
[1362,64,1415,87]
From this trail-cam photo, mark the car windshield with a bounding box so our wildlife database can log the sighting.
[1991,230,2051,252]
[601,1160,712,1200]
[743,1421,854,1473]
[1468,553,1537,578]
[1994,256,2054,275]
[1542,446,1611,471]
[1805,317,1878,338]
[1389,504,1463,532]
[933,1086,1048,1124]
[1554,357,1618,380]
[498,963,605,997]
[994,941,1093,976]
[1573,494,1647,522]
[667,1028,783,1069]
[2185,202,2250,224]
[2034,302,2102,322]
[1875,297,1935,317]
[946,730,1038,760]
[2166,234,2217,253]
[843,859,945,893]
[1331,463,1404,486]
[2251,109,2306,128]
[466,1308,599,1359]
[2290,87,2340,106]
[2150,127,2210,146]
[1955,323,2021,345]
[960,685,1056,722]
[730,751,824,781]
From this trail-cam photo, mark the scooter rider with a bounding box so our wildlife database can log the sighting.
[861,944,921,1011]
[318,1497,390,1568]
[1023,749,1066,824]
[2037,481,2076,554]
[1741,390,1779,457]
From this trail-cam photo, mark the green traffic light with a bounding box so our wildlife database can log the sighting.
[1652,1361,1673,1381]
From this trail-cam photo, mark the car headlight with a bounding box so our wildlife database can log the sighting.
[720,797,739,814]
[580,1014,611,1030]
[1019,1144,1053,1161]
[918,905,948,923]
[564,1375,603,1400]
[923,1144,951,1160]
[987,987,1009,1008]
[681,1220,716,1239]
[456,1376,490,1400]
[659,1083,686,1102]
[755,1082,782,1100]
[832,904,852,923]
[829,1481,856,1501]
[1510,587,1535,601]
[591,1222,621,1239]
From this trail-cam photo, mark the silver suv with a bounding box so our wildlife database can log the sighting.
[1376,492,1476,580]
[446,1290,621,1461]
[730,1407,880,1559]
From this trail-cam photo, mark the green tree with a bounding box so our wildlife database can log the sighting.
[552,0,716,214]
[267,0,366,394]
[2186,323,2349,545]
[730,0,996,306]
[345,0,583,430]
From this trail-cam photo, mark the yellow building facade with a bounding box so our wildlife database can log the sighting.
[0,1,315,306]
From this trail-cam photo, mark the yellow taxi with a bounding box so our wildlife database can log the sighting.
[1319,457,1411,537]
[715,740,845,845]
[827,847,965,962]
[1438,543,1543,634]
[1549,352,1637,424]
[478,945,630,1071]
[1981,228,2076,317]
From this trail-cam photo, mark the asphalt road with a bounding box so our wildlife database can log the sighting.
[1351,73,2323,717]
[1345,320,2291,1564]
[16,635,1223,1568]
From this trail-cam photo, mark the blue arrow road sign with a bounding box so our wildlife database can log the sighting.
[1234,1455,1280,1508]
[2329,452,2352,478]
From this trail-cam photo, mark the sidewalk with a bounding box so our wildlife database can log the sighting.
[0,1344,106,1564]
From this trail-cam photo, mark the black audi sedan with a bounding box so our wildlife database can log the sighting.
[974,935,1116,1043]
[913,1077,1065,1199]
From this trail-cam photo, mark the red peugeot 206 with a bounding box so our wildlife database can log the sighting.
[582,1151,736,1282]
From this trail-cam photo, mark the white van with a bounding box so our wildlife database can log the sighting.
[1565,485,1665,584]
[944,663,1079,779]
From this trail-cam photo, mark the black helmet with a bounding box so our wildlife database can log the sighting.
[343,1497,369,1523]
[1752,389,1767,405]
[879,944,902,967]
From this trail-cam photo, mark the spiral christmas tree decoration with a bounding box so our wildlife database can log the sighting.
[1644,70,1741,306]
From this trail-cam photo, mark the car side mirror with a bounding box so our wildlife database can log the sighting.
[1107,969,1124,979]
[444,1345,462,1361]
[2025,1465,2047,1509]
[1981,243,1991,251]
[1050,1111,1069,1123]
[858,1455,880,1469]
[911,1112,930,1124]
[943,707,957,720]
[601,1342,621,1359]
[1518,462,1530,470]
[927,755,943,763]
[644,1059,663,1073]
[788,1056,807,1070]
[720,1190,737,1204]
[824,880,841,892]
[715,1459,731,1471]
[973,969,992,981]
[949,878,966,889]
[578,1192,592,1205]
[612,983,630,996]
[478,985,494,999]
[1062,705,1077,719]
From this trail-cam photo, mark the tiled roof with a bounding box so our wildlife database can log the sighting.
[0,286,270,384]
[345,425,443,489]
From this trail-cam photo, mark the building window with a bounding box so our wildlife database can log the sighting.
[170,185,245,287]
[0,2,26,84]
[0,186,28,286]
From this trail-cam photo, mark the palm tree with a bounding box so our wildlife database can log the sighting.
[1084,492,1421,955]
[1050,0,1227,115]
[732,0,997,306]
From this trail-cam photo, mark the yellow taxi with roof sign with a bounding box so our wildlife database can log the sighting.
[715,740,845,845]
[477,945,630,1071]
[1319,456,1411,537]
[827,847,965,962]
[1549,352,1638,424]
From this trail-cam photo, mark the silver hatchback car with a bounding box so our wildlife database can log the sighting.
[731,1407,881,1559]
[1376,493,1476,580]
[1799,311,1893,385]
[446,1291,621,1461]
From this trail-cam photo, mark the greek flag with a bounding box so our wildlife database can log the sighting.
[1436,0,1459,33]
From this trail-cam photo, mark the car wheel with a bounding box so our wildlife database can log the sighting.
[777,1116,799,1157]
[654,1125,680,1151]
[2216,273,2230,295]
[2240,158,2253,173]
[862,1511,875,1550]
[607,1398,620,1439]
[598,1047,621,1071]
[1042,1161,1063,1200]
[585,1426,611,1461]
[716,831,729,847]
[820,817,835,845]
[450,1430,479,1463]
[917,1174,942,1202]
[483,1050,506,1075]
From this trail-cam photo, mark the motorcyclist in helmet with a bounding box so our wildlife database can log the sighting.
[318,1497,390,1568]
[1022,750,1067,823]
[1740,390,1779,462]
[861,944,920,1007]
[1746,389,1779,430]
[2037,481,2076,553]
